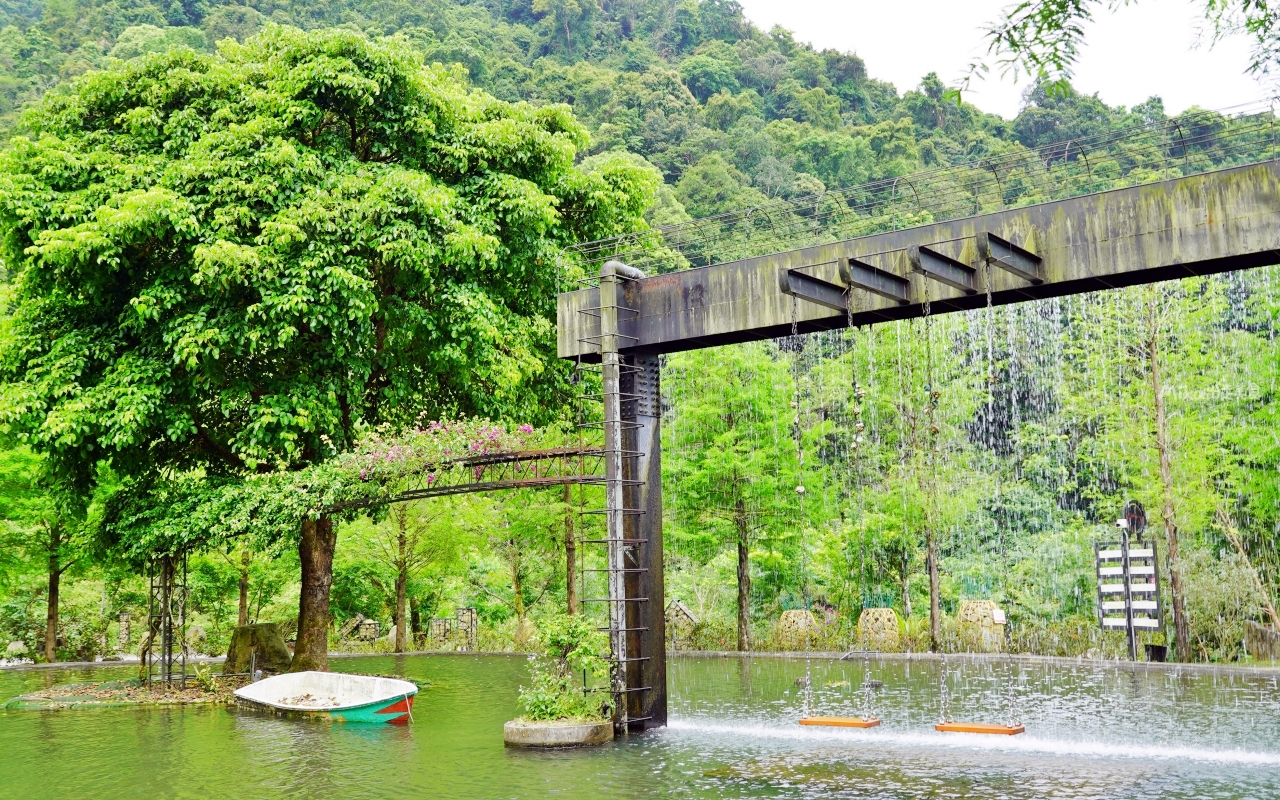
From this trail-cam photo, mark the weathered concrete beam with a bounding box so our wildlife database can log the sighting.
[558,161,1280,359]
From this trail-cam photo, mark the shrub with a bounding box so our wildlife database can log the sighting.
[517,614,612,722]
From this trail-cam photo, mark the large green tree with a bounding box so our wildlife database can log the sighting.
[0,26,653,670]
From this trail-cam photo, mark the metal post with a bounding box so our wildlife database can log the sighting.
[599,261,629,731]
[160,555,173,684]
[1122,529,1137,661]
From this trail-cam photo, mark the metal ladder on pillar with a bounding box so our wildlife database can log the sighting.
[573,262,652,731]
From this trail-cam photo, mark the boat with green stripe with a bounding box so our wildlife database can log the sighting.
[234,671,417,724]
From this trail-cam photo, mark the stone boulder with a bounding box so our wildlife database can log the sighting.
[223,623,292,675]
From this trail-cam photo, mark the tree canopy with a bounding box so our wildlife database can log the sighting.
[0,26,654,500]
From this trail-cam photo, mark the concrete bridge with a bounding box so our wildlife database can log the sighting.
[560,160,1280,357]
[555,158,1280,734]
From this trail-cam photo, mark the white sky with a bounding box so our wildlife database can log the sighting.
[735,0,1264,119]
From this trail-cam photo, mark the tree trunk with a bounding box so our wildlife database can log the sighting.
[901,549,912,617]
[1147,292,1191,663]
[410,596,422,639]
[291,516,336,672]
[395,513,409,653]
[395,566,408,653]
[511,539,532,647]
[45,524,61,663]
[735,498,751,652]
[564,483,577,615]
[237,548,250,627]
[511,545,525,619]
[926,530,941,652]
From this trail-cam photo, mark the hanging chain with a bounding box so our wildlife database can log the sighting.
[1006,673,1022,728]
[791,296,810,621]
[984,259,997,399]
[923,282,940,529]
[938,656,952,724]
[802,669,813,717]
[860,654,876,721]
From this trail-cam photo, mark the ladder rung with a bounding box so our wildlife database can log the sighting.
[583,568,649,573]
[580,538,649,543]
[575,304,641,316]
[610,656,651,663]
[573,363,642,373]
[596,627,650,632]
[582,597,650,602]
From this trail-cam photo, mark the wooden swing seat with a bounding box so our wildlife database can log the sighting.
[799,716,881,728]
[935,721,1024,735]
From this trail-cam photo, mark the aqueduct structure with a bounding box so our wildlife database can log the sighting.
[557,153,1280,732]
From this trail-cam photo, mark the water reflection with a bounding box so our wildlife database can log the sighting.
[0,654,1277,799]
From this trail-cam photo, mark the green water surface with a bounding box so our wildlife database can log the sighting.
[2,654,1279,799]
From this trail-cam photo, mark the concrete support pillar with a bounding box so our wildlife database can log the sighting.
[623,354,666,729]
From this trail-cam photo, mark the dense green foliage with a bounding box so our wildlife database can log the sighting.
[0,0,1274,668]
[0,26,649,495]
[663,272,1280,660]
[516,613,610,721]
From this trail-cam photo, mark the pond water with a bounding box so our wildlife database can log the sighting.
[2,654,1279,799]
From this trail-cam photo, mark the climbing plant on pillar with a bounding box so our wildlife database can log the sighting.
[0,27,654,671]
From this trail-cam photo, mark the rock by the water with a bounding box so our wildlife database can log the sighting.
[503,719,613,748]
[6,640,28,656]
[223,623,292,675]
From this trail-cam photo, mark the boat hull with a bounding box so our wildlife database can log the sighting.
[233,671,417,724]
[237,693,415,724]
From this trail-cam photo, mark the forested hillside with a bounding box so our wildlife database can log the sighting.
[0,0,1168,219]
[0,0,1275,667]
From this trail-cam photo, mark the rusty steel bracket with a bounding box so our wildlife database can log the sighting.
[778,267,848,312]
[839,257,913,305]
[910,245,978,294]
[978,231,1043,284]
